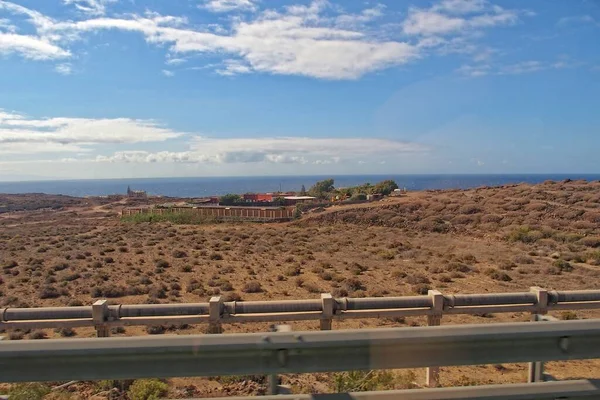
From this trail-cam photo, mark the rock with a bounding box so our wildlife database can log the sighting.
[550,252,561,259]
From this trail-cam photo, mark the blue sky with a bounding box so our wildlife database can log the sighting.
[0,0,598,180]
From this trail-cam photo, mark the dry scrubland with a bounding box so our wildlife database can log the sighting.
[2,179,600,398]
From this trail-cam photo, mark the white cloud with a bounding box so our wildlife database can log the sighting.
[500,60,543,75]
[557,15,597,27]
[0,32,70,59]
[403,10,466,36]
[216,59,251,76]
[0,142,88,154]
[63,0,116,16]
[55,63,73,75]
[0,17,16,32]
[334,4,385,28]
[402,1,520,36]
[456,63,490,76]
[0,108,184,154]
[93,137,426,165]
[0,0,538,79]
[0,0,416,80]
[433,0,485,15]
[201,0,256,13]
[162,69,174,77]
[165,57,186,65]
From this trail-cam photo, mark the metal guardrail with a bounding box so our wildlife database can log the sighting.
[2,320,600,399]
[2,319,600,382]
[2,288,599,332]
[2,287,599,388]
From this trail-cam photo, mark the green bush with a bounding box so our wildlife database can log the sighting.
[507,226,544,243]
[9,383,50,400]
[553,259,574,273]
[127,379,168,400]
[332,370,397,392]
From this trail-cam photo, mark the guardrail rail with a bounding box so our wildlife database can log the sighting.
[2,320,600,399]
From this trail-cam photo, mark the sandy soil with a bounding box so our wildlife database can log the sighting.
[1,179,600,398]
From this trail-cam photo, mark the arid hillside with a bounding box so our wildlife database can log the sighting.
[1,179,600,398]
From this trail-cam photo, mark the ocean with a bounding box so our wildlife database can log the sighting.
[0,174,599,198]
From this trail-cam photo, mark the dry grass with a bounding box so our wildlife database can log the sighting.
[1,179,600,397]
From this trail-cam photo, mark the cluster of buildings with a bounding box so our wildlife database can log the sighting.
[127,186,147,199]
[241,193,316,206]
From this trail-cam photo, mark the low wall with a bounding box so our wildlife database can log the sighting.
[122,206,294,221]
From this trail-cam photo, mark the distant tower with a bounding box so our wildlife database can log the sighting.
[127,186,131,196]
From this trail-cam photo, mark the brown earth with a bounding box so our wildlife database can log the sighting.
[1,179,600,398]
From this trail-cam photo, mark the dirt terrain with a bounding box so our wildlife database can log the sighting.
[1,179,600,398]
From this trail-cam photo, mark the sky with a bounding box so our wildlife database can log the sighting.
[0,0,598,180]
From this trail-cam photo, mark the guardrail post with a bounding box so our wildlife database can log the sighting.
[530,286,548,316]
[208,296,223,334]
[268,325,292,395]
[528,287,548,383]
[426,290,443,388]
[320,293,333,331]
[92,300,110,337]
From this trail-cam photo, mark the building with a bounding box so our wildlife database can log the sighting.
[243,193,274,202]
[283,196,316,206]
[242,193,295,203]
[127,186,147,199]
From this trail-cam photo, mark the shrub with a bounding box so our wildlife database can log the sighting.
[8,383,50,400]
[243,281,263,293]
[209,253,223,260]
[580,236,600,248]
[9,331,24,340]
[553,259,574,273]
[507,226,543,243]
[222,292,243,301]
[172,250,187,258]
[560,311,578,320]
[92,286,126,298]
[181,265,193,273]
[514,255,534,265]
[332,370,396,392]
[155,259,170,268]
[127,379,168,400]
[103,257,114,264]
[56,327,76,337]
[412,284,430,295]
[285,265,302,276]
[53,262,69,271]
[39,286,61,299]
[29,330,47,339]
[447,262,471,273]
[304,283,322,293]
[484,268,512,282]
[343,278,365,292]
[146,325,166,335]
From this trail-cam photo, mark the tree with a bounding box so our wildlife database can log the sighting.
[373,180,399,196]
[300,184,307,195]
[309,179,335,198]
[219,194,241,205]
